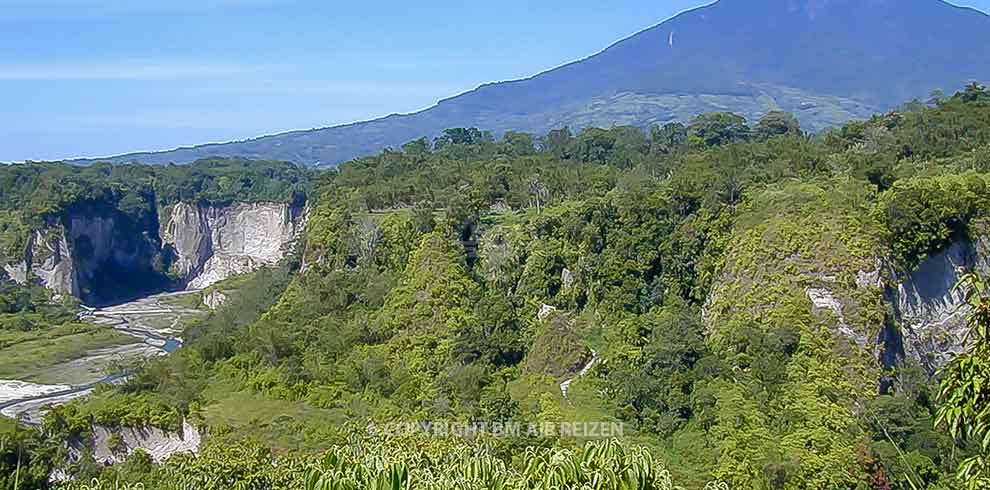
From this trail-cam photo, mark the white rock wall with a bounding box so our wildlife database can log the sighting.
[88,420,202,465]
[27,229,78,297]
[161,202,303,289]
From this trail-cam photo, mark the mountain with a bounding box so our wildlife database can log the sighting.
[80,0,990,167]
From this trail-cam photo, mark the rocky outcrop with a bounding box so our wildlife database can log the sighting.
[2,201,305,303]
[806,286,869,348]
[160,202,305,289]
[51,419,202,480]
[891,237,990,374]
[88,420,201,465]
[202,289,228,310]
[7,227,92,298]
[30,229,78,296]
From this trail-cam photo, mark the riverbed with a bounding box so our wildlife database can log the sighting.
[0,291,203,425]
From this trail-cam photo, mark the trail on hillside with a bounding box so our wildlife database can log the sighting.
[560,349,599,398]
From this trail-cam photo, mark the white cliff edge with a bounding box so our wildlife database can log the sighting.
[161,202,304,290]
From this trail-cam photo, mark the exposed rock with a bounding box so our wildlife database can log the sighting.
[561,268,575,291]
[203,290,228,310]
[161,202,305,290]
[856,261,883,290]
[73,420,201,466]
[560,349,599,397]
[160,202,212,278]
[806,287,867,347]
[2,214,160,303]
[892,238,990,373]
[538,304,558,322]
[3,261,27,284]
[2,201,305,302]
[29,229,78,297]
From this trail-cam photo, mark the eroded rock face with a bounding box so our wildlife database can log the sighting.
[161,202,305,289]
[50,420,201,482]
[1,202,304,302]
[26,230,80,296]
[892,238,990,373]
[10,228,83,298]
[61,419,201,469]
[806,286,868,348]
[202,289,228,310]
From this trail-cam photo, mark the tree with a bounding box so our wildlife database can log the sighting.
[433,128,491,150]
[754,111,801,141]
[503,131,536,156]
[687,112,751,147]
[650,122,688,155]
[540,126,574,159]
[936,273,990,489]
[954,82,990,104]
[401,137,430,155]
[573,127,616,164]
[929,89,947,105]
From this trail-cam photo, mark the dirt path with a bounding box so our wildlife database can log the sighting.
[560,349,599,397]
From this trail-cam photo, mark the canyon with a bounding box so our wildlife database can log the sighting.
[3,200,305,305]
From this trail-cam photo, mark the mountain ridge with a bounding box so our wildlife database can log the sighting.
[72,0,990,167]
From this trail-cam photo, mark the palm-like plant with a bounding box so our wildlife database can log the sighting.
[936,273,990,489]
[303,437,675,490]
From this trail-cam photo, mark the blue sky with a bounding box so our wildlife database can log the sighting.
[1,0,988,162]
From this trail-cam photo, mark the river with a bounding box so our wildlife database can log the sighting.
[0,291,202,425]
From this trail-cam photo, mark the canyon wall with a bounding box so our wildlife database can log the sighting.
[3,201,305,303]
[890,237,990,373]
[160,202,305,289]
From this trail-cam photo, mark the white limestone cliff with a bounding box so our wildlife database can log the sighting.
[2,201,304,301]
[7,228,81,298]
[88,420,202,465]
[160,202,304,289]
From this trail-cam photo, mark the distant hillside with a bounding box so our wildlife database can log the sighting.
[79,0,990,167]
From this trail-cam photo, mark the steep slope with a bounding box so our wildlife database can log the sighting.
[82,0,990,167]
[2,202,305,304]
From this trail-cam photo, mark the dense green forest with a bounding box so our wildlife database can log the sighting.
[4,84,990,489]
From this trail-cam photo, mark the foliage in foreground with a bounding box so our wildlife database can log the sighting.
[937,273,990,489]
[61,436,687,490]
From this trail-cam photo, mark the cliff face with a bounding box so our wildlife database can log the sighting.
[8,229,78,297]
[51,420,201,481]
[161,202,304,289]
[5,215,154,302]
[891,237,990,373]
[4,201,305,303]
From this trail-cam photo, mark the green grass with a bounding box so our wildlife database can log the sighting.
[160,292,205,311]
[0,322,134,382]
[198,270,267,301]
[200,383,349,453]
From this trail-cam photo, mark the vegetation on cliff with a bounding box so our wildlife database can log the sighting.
[4,84,990,489]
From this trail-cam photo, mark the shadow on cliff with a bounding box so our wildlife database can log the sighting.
[81,265,178,307]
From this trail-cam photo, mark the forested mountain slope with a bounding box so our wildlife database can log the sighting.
[2,86,986,489]
[78,0,990,167]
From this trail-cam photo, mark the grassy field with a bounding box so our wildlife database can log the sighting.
[0,322,134,383]
[200,386,349,453]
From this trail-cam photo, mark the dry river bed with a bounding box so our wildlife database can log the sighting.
[0,291,203,425]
